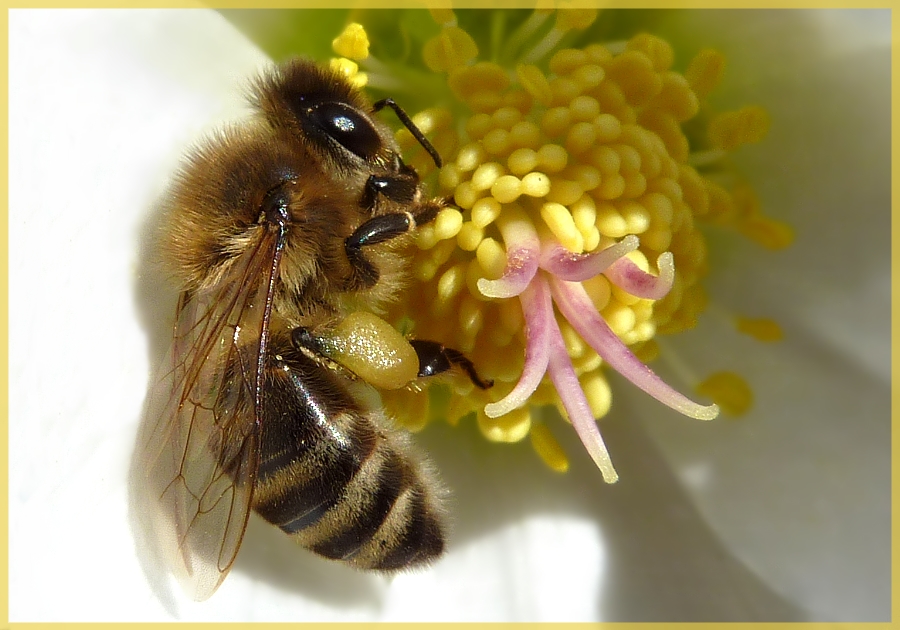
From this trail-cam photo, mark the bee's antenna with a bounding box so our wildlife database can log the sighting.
[373,98,442,169]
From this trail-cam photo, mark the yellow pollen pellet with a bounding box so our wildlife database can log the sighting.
[482,128,511,155]
[541,107,572,138]
[490,175,523,204]
[477,406,531,443]
[537,144,568,172]
[685,48,726,99]
[465,113,494,140]
[541,202,583,253]
[507,147,539,175]
[476,237,507,279]
[547,179,583,206]
[457,221,484,251]
[453,181,480,210]
[571,64,605,91]
[509,121,541,148]
[521,172,551,197]
[433,207,463,240]
[471,162,506,191]
[736,317,783,342]
[437,262,467,304]
[530,423,569,473]
[332,23,370,60]
[516,64,554,107]
[581,371,612,418]
[471,197,503,228]
[696,371,753,416]
[569,95,601,122]
[549,48,588,75]
[456,143,487,172]
[590,115,618,144]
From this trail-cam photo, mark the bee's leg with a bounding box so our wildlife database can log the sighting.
[409,339,494,390]
[345,198,446,287]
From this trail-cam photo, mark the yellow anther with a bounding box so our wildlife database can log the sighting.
[594,113,622,142]
[547,178,583,206]
[482,128,511,155]
[508,147,539,175]
[448,62,509,98]
[434,207,464,240]
[530,423,570,473]
[598,173,626,200]
[559,320,585,357]
[739,215,795,250]
[509,121,541,149]
[655,72,700,122]
[517,64,554,107]
[565,121,597,155]
[521,171,551,197]
[548,76,581,107]
[428,8,457,26]
[555,8,598,32]
[412,108,452,135]
[424,26,479,73]
[439,163,461,190]
[584,43,613,64]
[457,221,484,251]
[437,263,467,304]
[605,50,663,107]
[595,201,629,238]
[455,143,487,172]
[736,317,784,342]
[622,172,648,199]
[541,107,573,138]
[465,113,494,140]
[571,195,597,231]
[620,200,651,234]
[626,33,674,71]
[569,95,601,122]
[582,273,611,311]
[537,144,568,172]
[458,294,484,337]
[603,302,636,337]
[571,64,605,91]
[471,197,503,228]
[491,175,524,204]
[477,405,532,443]
[696,371,753,416]
[415,224,438,250]
[643,192,674,224]
[492,106,522,129]
[383,389,429,432]
[685,49,726,99]
[453,181,480,210]
[589,145,621,175]
[332,23,370,60]
[616,144,642,174]
[476,237,507,279]
[541,202,583,253]
[581,371,612,418]
[549,48,588,75]
[567,164,601,192]
[329,58,367,88]
[709,106,771,151]
[471,162,506,192]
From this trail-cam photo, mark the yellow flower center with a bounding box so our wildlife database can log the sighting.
[330,14,792,482]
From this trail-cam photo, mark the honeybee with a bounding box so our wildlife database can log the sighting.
[134,59,491,601]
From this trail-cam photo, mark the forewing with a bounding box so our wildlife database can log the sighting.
[135,229,280,601]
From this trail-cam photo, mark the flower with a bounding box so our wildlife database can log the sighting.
[10,8,888,623]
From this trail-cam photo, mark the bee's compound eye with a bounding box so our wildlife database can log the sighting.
[308,102,382,161]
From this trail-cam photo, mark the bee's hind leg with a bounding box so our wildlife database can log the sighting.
[409,339,493,390]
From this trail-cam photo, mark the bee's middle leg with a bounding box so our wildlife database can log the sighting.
[409,339,493,390]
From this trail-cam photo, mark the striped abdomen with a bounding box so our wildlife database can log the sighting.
[252,345,446,570]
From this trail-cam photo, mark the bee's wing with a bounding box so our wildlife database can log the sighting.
[135,229,281,601]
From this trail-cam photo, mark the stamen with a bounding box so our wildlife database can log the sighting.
[540,235,639,281]
[604,251,675,299]
[477,207,540,298]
